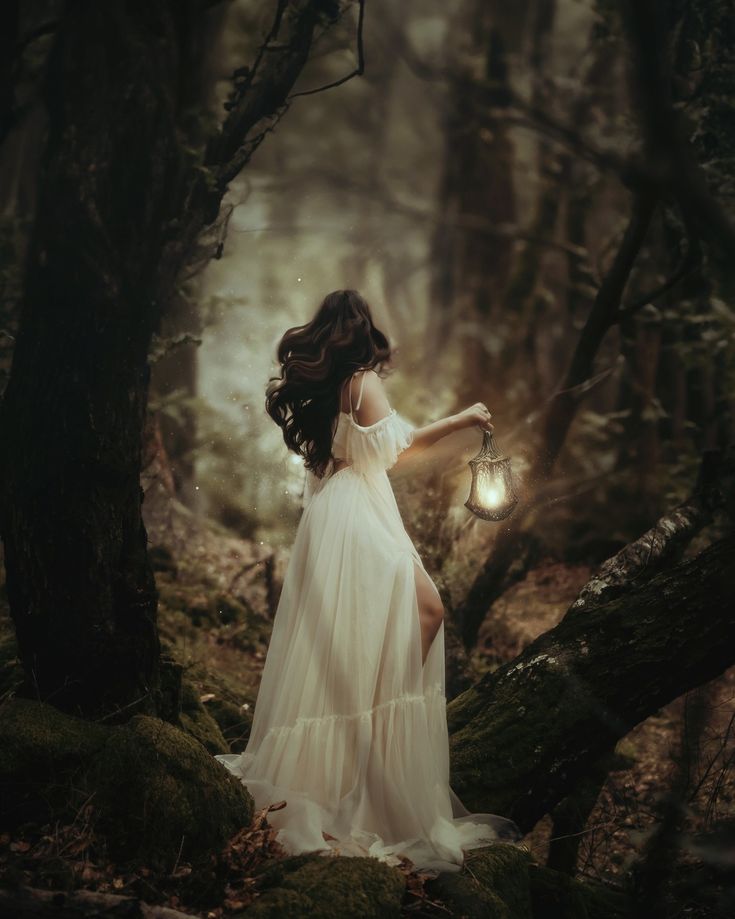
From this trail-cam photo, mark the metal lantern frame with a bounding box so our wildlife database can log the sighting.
[464,430,518,521]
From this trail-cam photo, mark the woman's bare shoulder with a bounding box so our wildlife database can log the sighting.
[354,368,392,426]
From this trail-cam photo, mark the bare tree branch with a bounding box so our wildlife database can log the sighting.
[571,448,735,614]
[206,0,322,184]
[615,235,702,320]
[289,0,365,98]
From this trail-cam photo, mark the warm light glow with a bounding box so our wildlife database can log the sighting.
[479,478,505,508]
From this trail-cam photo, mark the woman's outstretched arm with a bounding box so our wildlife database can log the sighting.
[399,403,493,461]
[353,370,494,463]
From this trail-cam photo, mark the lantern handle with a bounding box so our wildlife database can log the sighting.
[478,428,504,460]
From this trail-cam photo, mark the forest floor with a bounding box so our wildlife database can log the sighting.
[1,525,733,916]
[172,545,735,899]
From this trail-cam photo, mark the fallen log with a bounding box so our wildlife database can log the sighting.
[448,533,735,831]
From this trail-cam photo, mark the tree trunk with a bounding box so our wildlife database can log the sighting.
[428,0,519,411]
[0,0,327,720]
[0,2,195,720]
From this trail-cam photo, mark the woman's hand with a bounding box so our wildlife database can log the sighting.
[452,402,494,432]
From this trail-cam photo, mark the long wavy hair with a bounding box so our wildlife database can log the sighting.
[266,290,394,478]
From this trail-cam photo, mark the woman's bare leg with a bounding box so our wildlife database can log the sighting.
[414,560,444,664]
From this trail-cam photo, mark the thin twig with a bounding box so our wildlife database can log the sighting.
[289,0,365,98]
[616,240,702,319]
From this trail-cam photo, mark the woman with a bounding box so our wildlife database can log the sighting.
[215,289,519,873]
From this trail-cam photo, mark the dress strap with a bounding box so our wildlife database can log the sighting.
[345,369,369,420]
[347,375,355,418]
[355,370,368,411]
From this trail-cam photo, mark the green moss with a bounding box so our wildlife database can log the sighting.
[247,889,308,916]
[90,714,253,868]
[246,854,405,918]
[428,845,627,919]
[0,696,254,870]
[0,697,109,825]
[528,864,589,918]
[0,698,109,771]
[427,870,511,918]
[183,660,255,751]
[465,844,534,917]
[448,657,599,816]
[157,578,271,651]
[179,677,229,754]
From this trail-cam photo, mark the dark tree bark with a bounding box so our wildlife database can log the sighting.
[420,3,537,570]
[571,448,733,613]
[0,3,20,144]
[497,0,557,396]
[621,0,735,257]
[546,754,623,874]
[0,0,333,720]
[448,512,735,831]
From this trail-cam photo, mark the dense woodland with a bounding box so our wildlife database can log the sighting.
[0,1,734,917]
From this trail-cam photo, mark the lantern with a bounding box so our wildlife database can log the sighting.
[465,430,518,521]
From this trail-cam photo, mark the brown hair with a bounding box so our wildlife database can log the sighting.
[265,290,393,477]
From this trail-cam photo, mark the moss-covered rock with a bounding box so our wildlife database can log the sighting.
[245,854,405,918]
[0,697,109,825]
[90,713,253,868]
[426,869,511,918]
[0,699,253,870]
[528,864,589,918]
[182,660,256,752]
[466,844,534,917]
[179,676,229,755]
[426,844,629,919]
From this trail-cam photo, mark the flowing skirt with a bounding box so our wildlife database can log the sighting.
[214,465,518,873]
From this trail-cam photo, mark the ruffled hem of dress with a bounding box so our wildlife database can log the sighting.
[214,680,521,875]
[215,685,448,794]
[258,684,444,738]
[213,766,521,876]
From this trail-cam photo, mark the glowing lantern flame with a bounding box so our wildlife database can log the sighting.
[480,480,505,508]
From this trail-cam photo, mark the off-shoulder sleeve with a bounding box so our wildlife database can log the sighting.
[346,409,415,475]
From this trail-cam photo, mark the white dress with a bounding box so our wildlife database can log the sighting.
[214,372,518,873]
